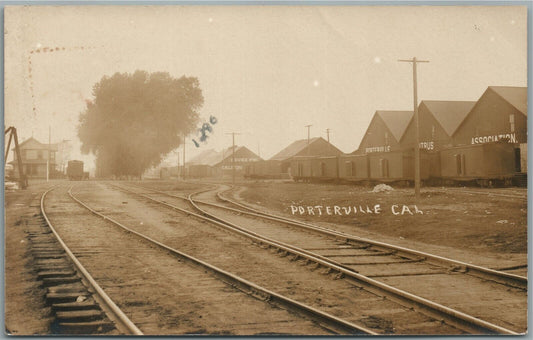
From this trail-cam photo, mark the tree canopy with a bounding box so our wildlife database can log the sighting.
[78,70,203,177]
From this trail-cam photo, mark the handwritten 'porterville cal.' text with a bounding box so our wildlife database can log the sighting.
[290,204,423,216]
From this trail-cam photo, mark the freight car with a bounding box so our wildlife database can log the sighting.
[247,141,518,187]
[439,142,515,186]
[67,160,84,180]
[290,150,430,185]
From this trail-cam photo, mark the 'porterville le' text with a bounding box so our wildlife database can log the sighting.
[290,204,423,216]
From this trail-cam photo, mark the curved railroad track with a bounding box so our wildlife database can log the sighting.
[39,187,142,335]
[48,183,379,335]
[109,181,524,335]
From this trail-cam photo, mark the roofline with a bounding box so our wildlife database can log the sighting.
[399,101,451,143]
[268,136,326,161]
[451,86,525,138]
[357,112,402,150]
[487,86,528,117]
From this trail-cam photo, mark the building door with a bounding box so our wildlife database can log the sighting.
[514,148,521,173]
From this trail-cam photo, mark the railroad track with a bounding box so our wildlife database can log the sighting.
[435,187,527,200]
[38,187,141,335]
[45,183,379,335]
[109,181,524,335]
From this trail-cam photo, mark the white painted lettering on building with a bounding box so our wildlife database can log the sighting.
[471,133,517,144]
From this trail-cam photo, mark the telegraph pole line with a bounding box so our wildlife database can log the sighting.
[398,57,429,200]
[225,132,241,184]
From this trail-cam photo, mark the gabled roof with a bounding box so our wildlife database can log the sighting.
[421,100,476,136]
[187,149,223,167]
[15,137,58,151]
[269,137,321,161]
[219,145,261,164]
[489,86,527,116]
[375,111,413,141]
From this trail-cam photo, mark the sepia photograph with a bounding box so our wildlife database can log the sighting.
[3,4,528,336]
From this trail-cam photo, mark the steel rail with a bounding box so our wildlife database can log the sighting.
[40,187,143,335]
[436,188,526,199]
[69,185,375,335]
[126,182,527,290]
[213,187,527,290]
[111,183,519,335]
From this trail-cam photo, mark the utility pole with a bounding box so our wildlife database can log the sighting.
[47,125,51,182]
[398,57,429,200]
[182,135,186,180]
[325,128,331,143]
[305,124,312,157]
[225,132,241,184]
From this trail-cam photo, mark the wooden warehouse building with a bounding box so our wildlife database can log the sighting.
[354,110,413,154]
[400,101,476,151]
[269,137,342,177]
[452,86,527,175]
[218,145,261,178]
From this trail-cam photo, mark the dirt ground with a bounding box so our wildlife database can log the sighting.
[233,181,527,264]
[4,181,56,335]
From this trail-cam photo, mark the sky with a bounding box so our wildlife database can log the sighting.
[4,5,527,171]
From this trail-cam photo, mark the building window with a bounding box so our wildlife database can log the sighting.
[384,132,389,145]
[320,162,326,176]
[510,114,515,133]
[26,150,37,160]
[431,125,436,140]
[37,150,43,159]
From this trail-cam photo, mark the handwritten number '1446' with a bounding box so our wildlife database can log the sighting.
[192,116,218,147]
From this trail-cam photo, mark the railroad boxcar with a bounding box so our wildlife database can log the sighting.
[338,154,369,182]
[290,156,314,181]
[188,164,214,178]
[367,150,430,184]
[67,160,84,180]
[440,142,515,186]
[310,156,339,180]
[246,160,284,179]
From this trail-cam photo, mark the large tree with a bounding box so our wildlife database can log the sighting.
[78,70,203,177]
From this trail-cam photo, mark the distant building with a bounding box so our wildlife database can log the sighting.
[268,137,342,175]
[216,145,261,177]
[10,137,58,178]
[185,146,262,178]
[185,149,225,178]
[354,111,413,154]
